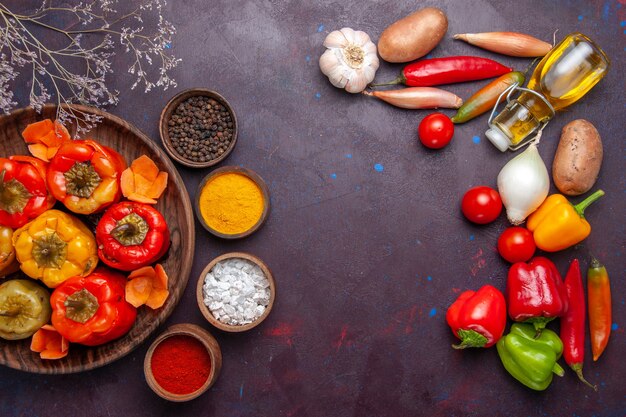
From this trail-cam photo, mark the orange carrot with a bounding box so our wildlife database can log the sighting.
[120,155,168,204]
[587,257,611,361]
[125,264,169,309]
[30,325,69,360]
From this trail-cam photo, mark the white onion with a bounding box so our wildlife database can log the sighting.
[497,140,549,225]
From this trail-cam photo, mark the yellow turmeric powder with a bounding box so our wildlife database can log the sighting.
[198,172,264,235]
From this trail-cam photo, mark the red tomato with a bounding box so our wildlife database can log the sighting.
[497,227,536,263]
[461,186,502,224]
[418,113,454,149]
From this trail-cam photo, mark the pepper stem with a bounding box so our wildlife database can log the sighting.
[451,329,488,349]
[552,362,565,377]
[573,189,604,217]
[570,363,598,391]
[588,256,602,270]
[525,317,554,338]
[64,288,99,324]
[369,74,405,88]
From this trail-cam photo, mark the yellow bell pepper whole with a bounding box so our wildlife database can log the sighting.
[12,210,98,288]
[527,190,604,252]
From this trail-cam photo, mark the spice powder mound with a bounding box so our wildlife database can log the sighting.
[150,335,212,395]
[198,173,264,235]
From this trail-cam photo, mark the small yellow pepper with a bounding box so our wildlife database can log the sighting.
[527,190,604,252]
[12,210,98,288]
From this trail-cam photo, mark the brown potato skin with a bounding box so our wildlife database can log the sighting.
[378,8,448,63]
[552,119,603,196]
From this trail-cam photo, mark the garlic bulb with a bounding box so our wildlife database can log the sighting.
[319,28,379,93]
[497,141,550,225]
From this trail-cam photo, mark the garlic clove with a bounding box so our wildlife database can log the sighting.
[345,71,370,93]
[326,60,352,89]
[319,49,338,76]
[339,27,357,45]
[363,53,380,70]
[361,65,377,84]
[323,30,349,49]
[362,41,378,57]
[352,30,372,47]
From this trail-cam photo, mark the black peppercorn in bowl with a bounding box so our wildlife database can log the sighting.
[159,89,238,168]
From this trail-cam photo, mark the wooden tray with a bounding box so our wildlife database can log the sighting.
[0,105,195,374]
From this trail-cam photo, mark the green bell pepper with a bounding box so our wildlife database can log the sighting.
[496,323,565,391]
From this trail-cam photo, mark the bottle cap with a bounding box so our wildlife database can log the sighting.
[485,127,510,152]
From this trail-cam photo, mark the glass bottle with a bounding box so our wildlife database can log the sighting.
[486,32,610,152]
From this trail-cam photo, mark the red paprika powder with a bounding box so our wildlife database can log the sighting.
[150,335,212,395]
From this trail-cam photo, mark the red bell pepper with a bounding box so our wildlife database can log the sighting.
[0,156,55,228]
[446,285,507,349]
[372,56,513,87]
[47,140,126,215]
[507,257,568,334]
[561,259,597,390]
[50,268,137,346]
[96,202,170,271]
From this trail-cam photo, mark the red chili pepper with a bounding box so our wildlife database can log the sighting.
[96,201,170,271]
[371,56,513,87]
[506,257,568,335]
[560,259,597,390]
[587,257,611,361]
[446,285,507,349]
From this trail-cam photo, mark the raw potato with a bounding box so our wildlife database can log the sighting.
[552,119,603,196]
[378,7,448,63]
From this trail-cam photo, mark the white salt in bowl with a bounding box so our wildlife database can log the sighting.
[195,252,276,332]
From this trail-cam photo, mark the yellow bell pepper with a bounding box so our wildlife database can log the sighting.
[12,210,98,288]
[0,226,19,277]
[527,190,604,252]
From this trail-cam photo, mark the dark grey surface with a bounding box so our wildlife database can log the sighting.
[1,0,625,416]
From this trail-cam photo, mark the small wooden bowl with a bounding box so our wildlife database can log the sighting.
[144,323,222,402]
[196,252,276,332]
[194,166,270,239]
[159,88,238,168]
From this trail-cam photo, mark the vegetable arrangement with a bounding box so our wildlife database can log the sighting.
[319,5,614,394]
[0,119,172,360]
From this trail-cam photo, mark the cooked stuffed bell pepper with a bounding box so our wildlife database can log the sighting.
[47,140,126,215]
[0,156,55,228]
[50,269,137,346]
[13,210,99,288]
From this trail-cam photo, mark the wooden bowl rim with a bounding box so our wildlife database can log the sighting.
[194,166,270,239]
[0,104,195,374]
[196,252,276,333]
[144,323,222,402]
[159,88,238,168]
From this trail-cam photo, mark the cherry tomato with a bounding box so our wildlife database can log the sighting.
[497,227,536,263]
[461,186,502,224]
[418,113,454,149]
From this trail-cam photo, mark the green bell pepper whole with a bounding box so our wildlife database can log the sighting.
[496,323,565,391]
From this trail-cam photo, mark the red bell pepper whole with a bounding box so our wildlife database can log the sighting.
[96,201,170,271]
[507,257,568,334]
[50,268,137,346]
[446,285,507,349]
[561,259,597,390]
[0,156,55,228]
[372,56,513,87]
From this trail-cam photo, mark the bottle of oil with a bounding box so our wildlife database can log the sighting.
[486,33,610,152]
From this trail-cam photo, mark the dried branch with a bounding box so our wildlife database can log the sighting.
[0,0,181,134]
